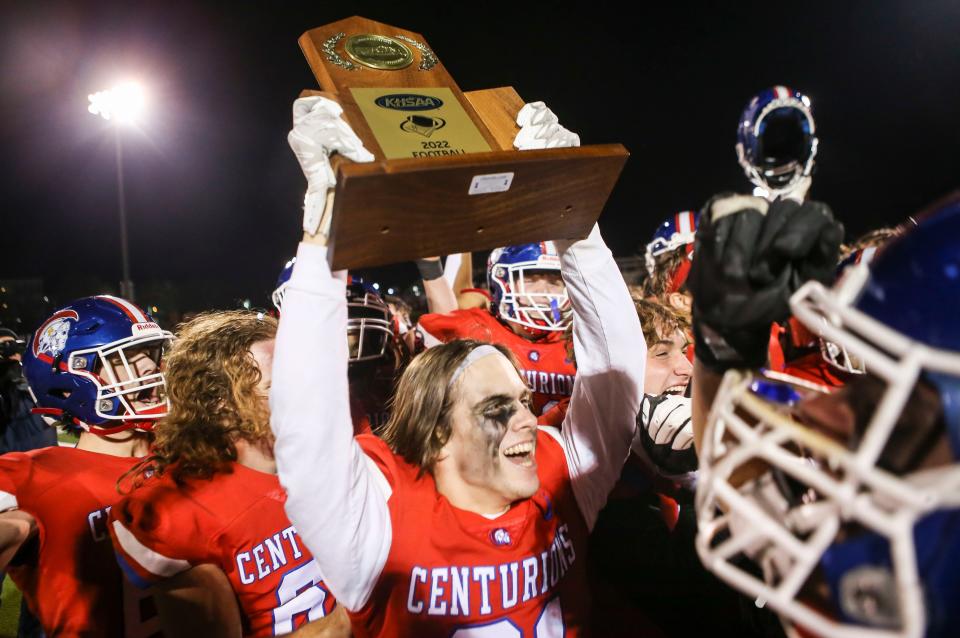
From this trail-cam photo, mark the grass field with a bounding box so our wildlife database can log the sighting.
[0,576,23,637]
[56,428,79,447]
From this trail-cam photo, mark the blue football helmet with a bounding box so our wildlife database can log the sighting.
[696,196,960,637]
[645,210,699,278]
[487,241,571,334]
[736,85,818,199]
[22,296,172,434]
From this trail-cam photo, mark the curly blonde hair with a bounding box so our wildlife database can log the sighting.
[633,297,690,348]
[126,311,277,486]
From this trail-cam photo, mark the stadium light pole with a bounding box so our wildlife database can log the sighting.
[87,82,146,301]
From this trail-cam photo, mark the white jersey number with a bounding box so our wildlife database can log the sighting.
[451,598,564,637]
[272,560,330,635]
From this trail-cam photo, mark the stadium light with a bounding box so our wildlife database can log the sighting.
[87,80,150,300]
[87,82,147,124]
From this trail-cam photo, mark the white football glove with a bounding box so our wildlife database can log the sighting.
[287,96,375,236]
[633,393,698,479]
[513,101,581,150]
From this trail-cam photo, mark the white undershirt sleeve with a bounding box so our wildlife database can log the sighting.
[549,224,647,530]
[270,241,392,611]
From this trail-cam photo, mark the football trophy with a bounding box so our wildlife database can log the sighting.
[299,16,629,269]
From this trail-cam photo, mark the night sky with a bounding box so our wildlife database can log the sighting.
[1,1,958,322]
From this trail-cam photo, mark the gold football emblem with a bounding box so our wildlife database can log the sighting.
[344,35,414,70]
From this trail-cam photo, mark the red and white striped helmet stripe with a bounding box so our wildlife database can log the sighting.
[773,85,792,100]
[675,211,696,235]
[96,295,149,323]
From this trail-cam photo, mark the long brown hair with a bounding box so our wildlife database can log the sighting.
[380,339,518,473]
[125,310,277,487]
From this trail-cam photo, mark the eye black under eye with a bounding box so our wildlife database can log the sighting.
[484,407,515,421]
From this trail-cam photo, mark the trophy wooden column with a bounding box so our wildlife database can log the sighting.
[298,16,629,270]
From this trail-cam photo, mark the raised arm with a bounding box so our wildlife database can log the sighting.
[270,96,392,612]
[416,257,459,315]
[686,195,843,453]
[549,224,647,529]
[271,240,393,612]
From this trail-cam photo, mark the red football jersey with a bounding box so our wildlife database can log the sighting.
[348,431,590,638]
[0,447,159,638]
[418,308,577,416]
[350,393,386,436]
[109,463,336,637]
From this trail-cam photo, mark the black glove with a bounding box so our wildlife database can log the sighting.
[635,393,698,476]
[688,195,843,373]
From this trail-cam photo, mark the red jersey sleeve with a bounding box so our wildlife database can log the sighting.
[537,398,569,428]
[108,476,220,588]
[417,308,495,347]
[0,453,30,512]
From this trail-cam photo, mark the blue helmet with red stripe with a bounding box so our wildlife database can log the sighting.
[645,210,699,278]
[22,296,172,435]
[736,85,818,198]
[487,241,571,335]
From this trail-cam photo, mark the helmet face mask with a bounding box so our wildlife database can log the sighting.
[696,236,960,638]
[273,258,403,370]
[696,367,956,638]
[74,335,169,427]
[488,242,571,336]
[347,291,396,364]
[23,296,173,434]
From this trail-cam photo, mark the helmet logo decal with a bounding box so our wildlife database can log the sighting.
[33,310,79,358]
[131,322,162,336]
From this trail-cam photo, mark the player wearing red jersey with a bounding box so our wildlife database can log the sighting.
[418,242,576,417]
[108,311,349,637]
[273,96,640,637]
[0,295,170,637]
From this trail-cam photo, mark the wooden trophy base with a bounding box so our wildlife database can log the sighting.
[328,144,628,270]
[302,85,628,270]
[296,19,630,269]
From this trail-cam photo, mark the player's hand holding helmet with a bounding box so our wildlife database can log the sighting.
[287,96,374,236]
[688,194,843,372]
